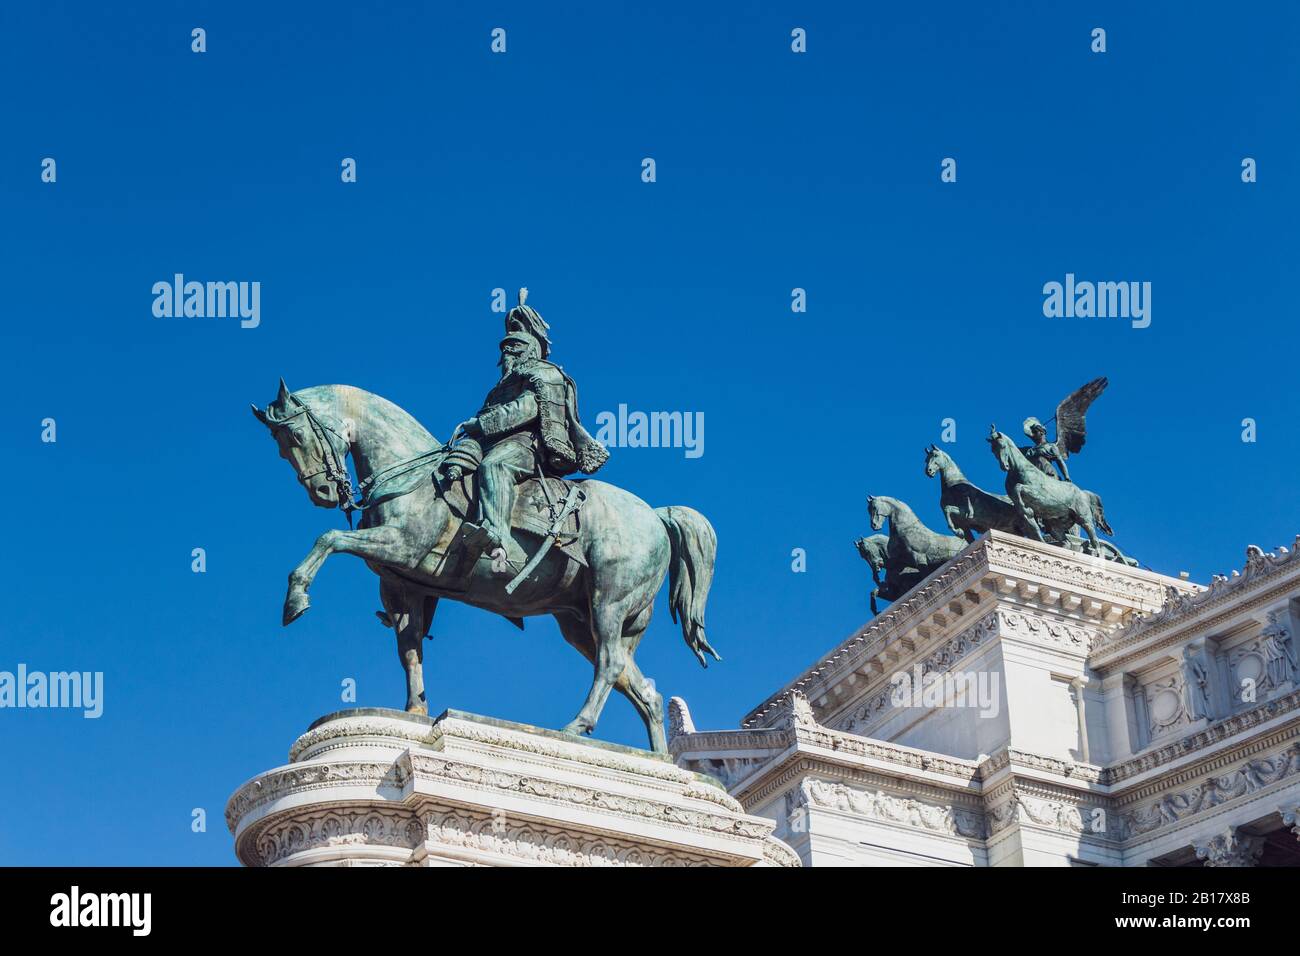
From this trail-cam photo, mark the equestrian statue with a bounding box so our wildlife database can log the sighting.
[250,290,719,754]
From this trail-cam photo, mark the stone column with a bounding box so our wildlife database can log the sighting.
[1193,827,1265,867]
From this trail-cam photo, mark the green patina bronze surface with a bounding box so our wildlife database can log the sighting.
[252,291,718,754]
[858,379,1137,615]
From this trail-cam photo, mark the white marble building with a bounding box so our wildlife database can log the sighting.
[671,531,1300,867]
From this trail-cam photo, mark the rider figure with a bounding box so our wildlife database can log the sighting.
[450,290,608,569]
[1020,417,1070,482]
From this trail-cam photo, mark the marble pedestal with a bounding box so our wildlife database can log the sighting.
[225,708,800,867]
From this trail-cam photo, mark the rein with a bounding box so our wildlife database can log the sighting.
[271,401,444,528]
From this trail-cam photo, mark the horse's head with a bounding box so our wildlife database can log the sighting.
[251,379,352,509]
[986,424,1012,473]
[924,444,945,478]
[868,494,888,531]
[856,534,887,572]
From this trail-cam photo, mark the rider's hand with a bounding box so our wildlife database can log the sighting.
[459,418,482,438]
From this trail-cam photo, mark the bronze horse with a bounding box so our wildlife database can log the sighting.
[252,380,720,753]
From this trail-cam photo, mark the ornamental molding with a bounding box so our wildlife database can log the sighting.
[829,607,1099,737]
[429,716,733,803]
[289,712,710,797]
[742,542,993,728]
[1092,540,1300,669]
[984,786,1110,840]
[735,754,984,818]
[243,802,736,868]
[1105,689,1300,786]
[829,610,1001,734]
[786,721,984,785]
[419,805,722,867]
[1112,713,1300,802]
[979,747,1104,786]
[288,715,438,762]
[226,759,411,833]
[744,534,1187,731]
[1116,740,1300,841]
[670,726,793,757]
[981,535,1176,608]
[996,609,1104,655]
[797,777,987,840]
[251,807,424,867]
[404,753,765,839]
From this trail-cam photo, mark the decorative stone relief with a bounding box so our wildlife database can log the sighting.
[1118,742,1300,839]
[422,806,718,867]
[1143,674,1189,738]
[254,807,424,866]
[1260,610,1298,689]
[1110,541,1299,646]
[801,778,986,839]
[1193,828,1265,867]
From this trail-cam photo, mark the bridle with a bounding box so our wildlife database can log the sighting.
[268,397,448,528]
[269,402,360,526]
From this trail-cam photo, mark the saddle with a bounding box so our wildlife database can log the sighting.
[433,472,587,582]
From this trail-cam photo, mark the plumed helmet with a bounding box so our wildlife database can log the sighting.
[505,287,551,359]
[1022,416,1046,439]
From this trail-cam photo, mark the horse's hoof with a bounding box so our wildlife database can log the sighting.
[561,720,591,737]
[407,701,428,716]
[282,592,311,626]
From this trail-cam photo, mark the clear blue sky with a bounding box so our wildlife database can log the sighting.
[2,2,1297,864]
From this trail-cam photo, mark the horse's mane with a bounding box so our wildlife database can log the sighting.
[295,384,439,449]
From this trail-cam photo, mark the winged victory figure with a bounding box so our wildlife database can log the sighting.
[1020,377,1108,483]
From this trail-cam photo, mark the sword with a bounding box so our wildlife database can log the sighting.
[505,487,585,595]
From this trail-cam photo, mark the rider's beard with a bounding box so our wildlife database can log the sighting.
[499,354,518,379]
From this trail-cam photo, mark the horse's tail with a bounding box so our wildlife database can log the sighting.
[656,506,721,668]
[1088,491,1114,536]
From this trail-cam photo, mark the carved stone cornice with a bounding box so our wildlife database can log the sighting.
[741,541,993,729]
[735,753,984,817]
[226,759,412,833]
[1112,715,1300,805]
[228,708,799,867]
[1103,689,1300,786]
[1117,740,1300,841]
[1091,539,1300,670]
[979,747,1104,786]
[742,532,1191,731]
[798,777,987,840]
[405,752,763,838]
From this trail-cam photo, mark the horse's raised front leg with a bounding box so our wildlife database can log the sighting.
[942,506,966,540]
[285,525,427,626]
